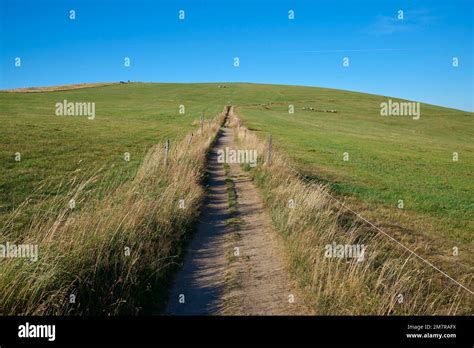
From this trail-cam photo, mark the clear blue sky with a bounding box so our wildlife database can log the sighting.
[1,0,472,111]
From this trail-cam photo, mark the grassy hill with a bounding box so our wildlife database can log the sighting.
[233,85,473,248]
[0,82,472,314]
[2,82,471,244]
[0,83,225,222]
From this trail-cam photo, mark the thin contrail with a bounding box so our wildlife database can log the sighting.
[284,48,408,53]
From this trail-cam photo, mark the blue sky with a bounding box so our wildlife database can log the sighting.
[0,0,472,111]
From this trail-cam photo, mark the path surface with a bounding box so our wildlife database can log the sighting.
[166,114,312,315]
[165,127,231,315]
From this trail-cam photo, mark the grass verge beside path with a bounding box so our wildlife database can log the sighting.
[230,110,472,315]
[0,109,226,315]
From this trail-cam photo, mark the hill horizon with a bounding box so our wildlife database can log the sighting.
[2,81,472,113]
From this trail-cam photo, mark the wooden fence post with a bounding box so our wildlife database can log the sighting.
[267,134,272,165]
[164,139,170,165]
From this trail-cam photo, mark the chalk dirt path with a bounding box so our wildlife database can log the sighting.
[166,115,312,315]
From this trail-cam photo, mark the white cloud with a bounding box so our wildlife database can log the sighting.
[364,9,439,35]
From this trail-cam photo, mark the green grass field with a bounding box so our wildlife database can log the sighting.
[0,82,472,314]
[0,83,226,221]
[1,82,472,248]
[232,85,473,250]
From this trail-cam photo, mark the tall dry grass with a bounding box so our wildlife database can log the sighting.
[229,108,472,315]
[0,109,227,315]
